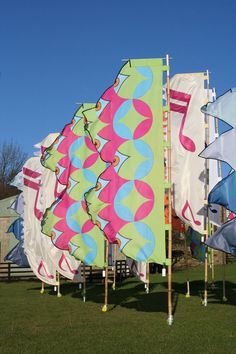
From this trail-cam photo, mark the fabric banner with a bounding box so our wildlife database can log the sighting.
[206,217,236,256]
[84,59,168,264]
[9,193,24,217]
[208,171,236,214]
[7,192,28,267]
[41,106,105,268]
[126,258,147,283]
[170,73,206,233]
[186,227,205,262]
[22,134,82,283]
[4,240,29,267]
[207,89,222,227]
[201,88,236,127]
[200,127,236,171]
[7,217,24,241]
[23,156,58,285]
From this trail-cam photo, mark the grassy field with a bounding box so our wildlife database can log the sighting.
[0,263,236,354]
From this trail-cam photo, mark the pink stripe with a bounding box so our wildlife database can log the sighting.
[23,167,41,179]
[23,178,40,191]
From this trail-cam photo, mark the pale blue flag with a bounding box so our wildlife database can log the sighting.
[201,88,236,127]
[200,127,236,171]
[208,171,236,213]
[4,240,29,267]
[7,217,24,241]
[206,218,236,256]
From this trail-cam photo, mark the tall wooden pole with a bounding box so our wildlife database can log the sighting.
[146,263,150,294]
[166,54,173,325]
[211,248,215,289]
[203,70,210,307]
[184,233,190,298]
[215,112,228,302]
[102,240,109,312]
[40,282,45,294]
[112,244,116,291]
[57,271,62,298]
[83,263,86,302]
[222,251,227,302]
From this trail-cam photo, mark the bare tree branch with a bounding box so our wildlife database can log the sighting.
[0,140,27,187]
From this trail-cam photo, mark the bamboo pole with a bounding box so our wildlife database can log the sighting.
[215,114,228,303]
[210,248,215,289]
[222,252,227,302]
[112,244,116,291]
[203,70,210,307]
[83,263,86,302]
[213,113,228,302]
[57,271,62,298]
[184,234,190,298]
[146,263,150,294]
[102,240,109,312]
[40,282,45,294]
[166,54,173,325]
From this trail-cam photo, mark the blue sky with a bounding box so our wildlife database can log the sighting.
[0,0,236,155]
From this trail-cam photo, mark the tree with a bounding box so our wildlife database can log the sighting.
[0,141,27,199]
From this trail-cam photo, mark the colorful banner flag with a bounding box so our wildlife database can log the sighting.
[207,89,222,227]
[200,127,236,171]
[208,171,236,213]
[22,134,82,283]
[6,190,28,267]
[41,106,105,267]
[201,88,236,127]
[84,59,168,264]
[4,240,29,267]
[7,217,24,241]
[206,217,236,256]
[170,73,206,233]
[186,227,205,262]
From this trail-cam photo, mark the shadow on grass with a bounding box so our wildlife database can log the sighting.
[24,275,236,312]
[69,280,180,314]
[161,280,236,306]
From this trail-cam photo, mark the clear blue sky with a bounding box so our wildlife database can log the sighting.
[1,0,236,155]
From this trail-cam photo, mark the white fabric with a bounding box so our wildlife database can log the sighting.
[126,259,147,283]
[170,73,206,233]
[23,157,58,285]
[22,134,82,284]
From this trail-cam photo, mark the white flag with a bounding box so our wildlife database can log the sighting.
[126,258,147,283]
[170,73,206,233]
[23,134,82,284]
[23,157,58,285]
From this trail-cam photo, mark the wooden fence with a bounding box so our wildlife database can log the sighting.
[0,261,130,282]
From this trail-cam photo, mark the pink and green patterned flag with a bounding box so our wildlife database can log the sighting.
[84,59,169,265]
[41,104,106,267]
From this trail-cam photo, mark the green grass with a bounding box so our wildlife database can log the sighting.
[1,263,236,354]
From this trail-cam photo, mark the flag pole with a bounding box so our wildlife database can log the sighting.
[40,282,45,294]
[83,263,86,302]
[203,70,210,307]
[166,54,173,325]
[210,248,215,289]
[214,114,227,302]
[146,263,150,294]
[222,251,227,302]
[184,230,190,298]
[112,244,116,291]
[57,271,62,297]
[102,239,109,312]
